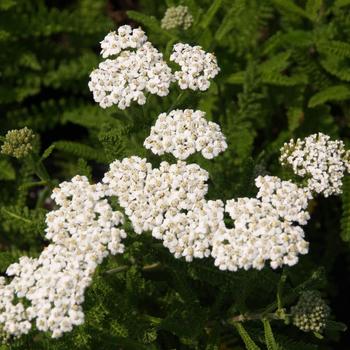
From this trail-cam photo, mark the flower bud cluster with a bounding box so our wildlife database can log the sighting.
[1,127,35,159]
[161,6,193,30]
[280,133,350,197]
[0,176,126,338]
[170,43,220,91]
[291,291,330,333]
[88,25,172,109]
[144,109,227,160]
[211,176,312,271]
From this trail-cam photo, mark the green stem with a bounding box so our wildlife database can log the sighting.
[167,91,185,112]
[227,311,292,324]
[143,315,162,325]
[19,180,48,191]
[34,159,50,183]
[29,154,54,189]
[2,208,32,224]
[277,269,287,312]
[104,262,161,275]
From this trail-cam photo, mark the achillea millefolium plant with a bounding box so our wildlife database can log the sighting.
[1,0,350,349]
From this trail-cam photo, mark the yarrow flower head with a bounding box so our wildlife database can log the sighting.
[170,43,220,91]
[144,109,227,160]
[280,133,350,197]
[211,176,312,271]
[161,6,193,30]
[291,291,330,333]
[0,176,126,339]
[1,127,35,159]
[103,156,213,261]
[89,27,172,109]
[100,25,147,58]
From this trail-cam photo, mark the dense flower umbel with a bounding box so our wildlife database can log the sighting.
[103,157,211,261]
[100,25,147,58]
[161,6,193,30]
[211,176,311,271]
[1,127,35,159]
[0,176,126,338]
[280,133,350,197]
[89,26,221,108]
[144,109,227,160]
[291,291,330,333]
[89,26,172,109]
[170,43,220,91]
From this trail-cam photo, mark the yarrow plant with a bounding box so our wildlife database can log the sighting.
[1,22,350,345]
[161,5,193,30]
[280,133,350,197]
[88,25,219,109]
[144,109,227,159]
[170,43,220,91]
[0,176,126,338]
[1,127,36,159]
[88,25,172,109]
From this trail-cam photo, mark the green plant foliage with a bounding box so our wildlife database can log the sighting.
[263,319,280,350]
[0,0,349,349]
[233,323,261,350]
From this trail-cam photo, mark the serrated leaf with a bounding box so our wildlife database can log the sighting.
[233,323,261,350]
[287,106,304,131]
[200,0,223,29]
[261,73,308,86]
[263,319,278,350]
[54,141,108,163]
[308,85,350,107]
[317,40,350,58]
[306,0,323,21]
[226,71,245,84]
[263,31,313,53]
[260,51,291,73]
[0,159,15,180]
[214,4,237,41]
[333,0,350,8]
[41,144,55,160]
[272,0,309,18]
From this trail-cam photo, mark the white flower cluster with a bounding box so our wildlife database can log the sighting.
[0,176,126,338]
[100,26,147,58]
[2,128,348,340]
[89,26,221,109]
[170,43,220,91]
[211,176,312,271]
[280,133,350,197]
[88,25,172,109]
[144,109,227,160]
[103,156,214,261]
[161,5,193,30]
[102,156,314,269]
